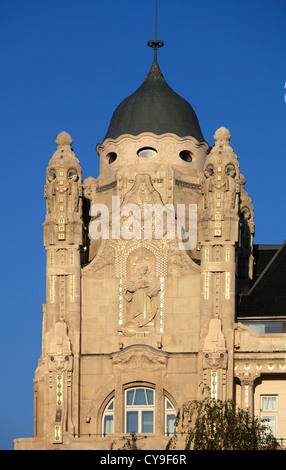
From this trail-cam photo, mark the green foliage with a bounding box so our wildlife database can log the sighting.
[167,396,281,450]
[110,433,143,450]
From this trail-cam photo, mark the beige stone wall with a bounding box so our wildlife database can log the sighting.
[79,263,201,442]
[97,133,208,176]
[254,376,286,439]
[163,275,200,352]
[81,273,201,354]
[81,276,119,354]
[79,351,198,439]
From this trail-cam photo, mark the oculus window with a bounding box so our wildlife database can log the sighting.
[137,148,157,159]
[106,152,117,164]
[179,150,193,163]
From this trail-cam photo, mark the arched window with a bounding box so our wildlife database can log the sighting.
[102,398,114,436]
[125,387,154,433]
[101,389,176,437]
[165,397,176,436]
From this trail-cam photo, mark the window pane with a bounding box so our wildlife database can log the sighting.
[242,322,283,334]
[138,148,157,159]
[127,411,138,433]
[167,414,176,436]
[262,397,267,409]
[265,322,283,333]
[146,389,154,405]
[126,389,135,406]
[243,322,265,334]
[134,388,147,406]
[104,415,113,435]
[166,399,173,409]
[262,396,276,410]
[262,415,276,437]
[107,400,114,410]
[142,411,153,433]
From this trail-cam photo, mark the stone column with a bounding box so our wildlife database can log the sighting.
[240,373,256,416]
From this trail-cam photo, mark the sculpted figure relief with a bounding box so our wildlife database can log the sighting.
[199,127,244,243]
[225,165,239,212]
[239,207,255,280]
[122,259,160,330]
[238,174,255,280]
[201,167,214,210]
[202,163,239,217]
[83,176,96,200]
[45,167,82,216]
[68,170,82,213]
[45,171,56,214]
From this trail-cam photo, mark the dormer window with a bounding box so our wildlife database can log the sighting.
[137,147,157,159]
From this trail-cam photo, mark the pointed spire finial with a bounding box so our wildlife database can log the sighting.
[147,1,164,51]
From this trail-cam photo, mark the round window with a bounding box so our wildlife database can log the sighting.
[179,150,193,163]
[137,147,157,159]
[106,152,117,164]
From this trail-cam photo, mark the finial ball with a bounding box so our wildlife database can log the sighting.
[214,127,231,143]
[56,131,73,147]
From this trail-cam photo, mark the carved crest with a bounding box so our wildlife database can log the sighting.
[112,346,168,376]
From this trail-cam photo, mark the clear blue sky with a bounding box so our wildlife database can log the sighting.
[0,0,285,450]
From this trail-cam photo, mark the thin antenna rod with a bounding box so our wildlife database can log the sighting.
[147,0,164,51]
[155,0,157,41]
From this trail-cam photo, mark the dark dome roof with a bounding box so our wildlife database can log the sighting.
[104,53,205,142]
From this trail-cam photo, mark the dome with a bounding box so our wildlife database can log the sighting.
[104,52,205,142]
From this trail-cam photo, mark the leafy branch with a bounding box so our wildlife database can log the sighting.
[167,396,281,450]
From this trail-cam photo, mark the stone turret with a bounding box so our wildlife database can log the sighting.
[35,132,84,445]
[198,127,254,400]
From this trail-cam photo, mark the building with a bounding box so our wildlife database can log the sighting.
[14,37,286,450]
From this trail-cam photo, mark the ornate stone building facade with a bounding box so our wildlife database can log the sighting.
[14,45,286,450]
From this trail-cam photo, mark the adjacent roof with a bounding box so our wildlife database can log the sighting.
[238,241,286,318]
[104,51,205,142]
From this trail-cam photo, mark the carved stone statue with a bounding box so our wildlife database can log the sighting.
[199,127,242,243]
[44,132,83,222]
[122,259,160,328]
[225,165,239,212]
[68,170,82,213]
[201,166,214,211]
[238,174,255,281]
[83,176,96,200]
[45,171,56,214]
